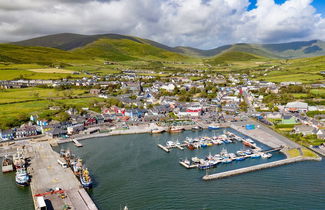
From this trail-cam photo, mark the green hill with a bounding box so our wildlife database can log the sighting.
[72,38,187,61]
[11,33,325,59]
[205,51,262,65]
[0,44,88,65]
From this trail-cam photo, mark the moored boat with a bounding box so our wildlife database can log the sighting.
[151,128,165,134]
[261,153,272,159]
[169,126,184,133]
[15,168,29,186]
[80,168,93,188]
[13,150,25,169]
[250,153,261,159]
[72,158,83,176]
[208,125,220,130]
[187,144,195,150]
[191,126,203,131]
[2,155,14,173]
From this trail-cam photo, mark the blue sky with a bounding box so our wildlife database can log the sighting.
[249,0,325,16]
[311,0,325,15]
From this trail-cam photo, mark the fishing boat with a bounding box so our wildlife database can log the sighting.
[13,150,25,169]
[2,155,14,173]
[208,125,220,130]
[15,168,29,186]
[151,128,165,134]
[80,168,93,188]
[169,126,184,133]
[72,159,83,176]
[191,126,203,131]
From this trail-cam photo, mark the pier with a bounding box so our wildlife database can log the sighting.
[202,157,315,181]
[73,139,83,147]
[28,142,97,210]
[179,161,198,169]
[157,144,170,153]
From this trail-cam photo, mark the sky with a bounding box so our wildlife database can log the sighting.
[1,0,325,49]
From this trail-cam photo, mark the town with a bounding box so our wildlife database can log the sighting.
[0,71,324,153]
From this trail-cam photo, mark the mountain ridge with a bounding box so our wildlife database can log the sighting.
[10,33,325,59]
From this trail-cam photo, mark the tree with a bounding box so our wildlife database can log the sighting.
[54,112,70,122]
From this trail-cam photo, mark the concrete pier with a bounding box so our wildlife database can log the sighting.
[202,157,316,181]
[73,139,83,147]
[157,144,170,153]
[28,142,98,210]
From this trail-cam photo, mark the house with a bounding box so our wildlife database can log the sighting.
[37,120,49,126]
[84,118,97,126]
[317,129,325,140]
[15,126,38,138]
[67,124,85,135]
[161,83,175,91]
[30,115,38,122]
[45,127,68,138]
[293,125,317,136]
[90,89,101,95]
[266,112,282,119]
[95,115,105,124]
[0,129,15,141]
[285,101,308,112]
[281,115,297,124]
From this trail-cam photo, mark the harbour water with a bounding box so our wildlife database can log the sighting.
[1,129,325,209]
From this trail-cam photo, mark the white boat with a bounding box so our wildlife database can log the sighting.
[13,150,25,169]
[169,126,184,133]
[261,153,272,159]
[2,155,14,173]
[15,168,29,186]
[151,128,165,134]
[166,141,175,147]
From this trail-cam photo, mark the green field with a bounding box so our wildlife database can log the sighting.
[0,88,88,104]
[0,95,105,129]
[310,88,325,95]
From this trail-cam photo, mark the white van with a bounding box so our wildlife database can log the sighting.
[37,196,47,210]
[57,159,68,168]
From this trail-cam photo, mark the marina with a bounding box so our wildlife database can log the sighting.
[0,121,322,209]
[0,130,325,209]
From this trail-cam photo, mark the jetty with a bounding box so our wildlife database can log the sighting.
[73,139,83,147]
[28,142,97,210]
[157,144,170,153]
[202,157,315,180]
[179,161,198,169]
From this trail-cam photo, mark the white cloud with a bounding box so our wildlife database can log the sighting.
[0,0,324,49]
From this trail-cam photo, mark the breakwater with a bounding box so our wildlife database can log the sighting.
[203,156,321,180]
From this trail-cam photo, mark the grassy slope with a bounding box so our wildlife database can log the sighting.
[257,56,325,83]
[72,38,188,61]
[0,44,89,64]
[205,50,263,65]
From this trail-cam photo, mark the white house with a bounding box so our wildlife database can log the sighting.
[161,84,175,91]
[285,101,308,112]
